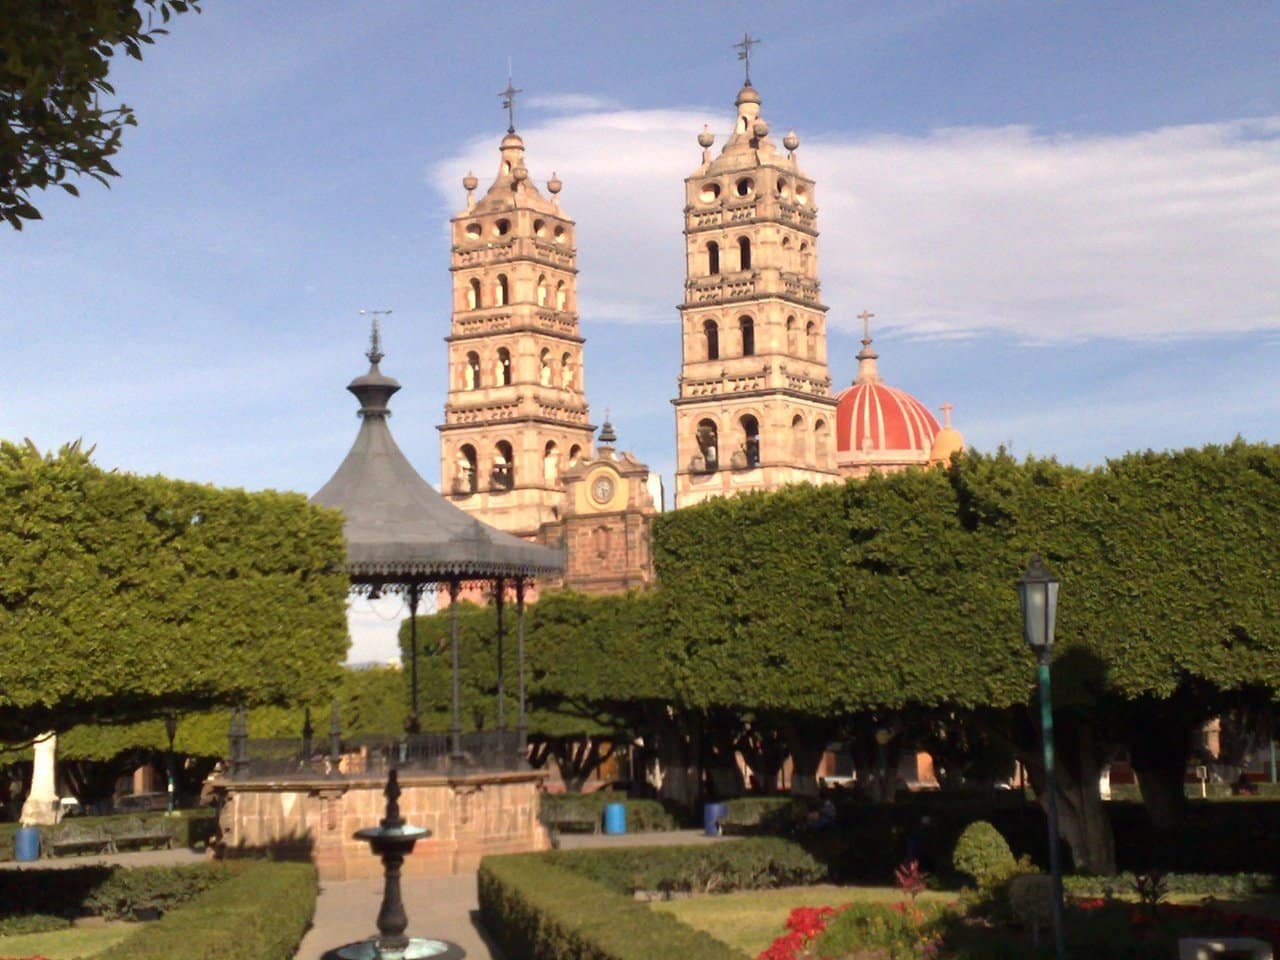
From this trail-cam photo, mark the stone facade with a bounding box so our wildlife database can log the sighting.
[673,83,840,509]
[214,770,549,880]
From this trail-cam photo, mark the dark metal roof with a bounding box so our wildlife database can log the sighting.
[311,346,564,582]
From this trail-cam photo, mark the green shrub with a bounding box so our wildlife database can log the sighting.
[815,902,948,960]
[719,797,792,833]
[952,820,1015,883]
[0,863,228,920]
[0,810,219,861]
[95,861,316,960]
[478,854,743,960]
[1063,872,1275,899]
[0,913,72,935]
[548,838,825,894]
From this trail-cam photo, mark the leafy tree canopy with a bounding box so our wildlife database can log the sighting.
[0,0,199,229]
[0,440,350,741]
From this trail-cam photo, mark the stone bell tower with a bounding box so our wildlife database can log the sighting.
[672,44,839,508]
[439,83,595,538]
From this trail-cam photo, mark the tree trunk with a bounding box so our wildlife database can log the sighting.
[1023,714,1116,875]
[1128,703,1194,830]
[783,718,831,798]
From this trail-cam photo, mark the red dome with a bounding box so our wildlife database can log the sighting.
[835,380,940,455]
[835,337,939,457]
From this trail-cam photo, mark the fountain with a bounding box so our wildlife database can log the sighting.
[335,770,455,960]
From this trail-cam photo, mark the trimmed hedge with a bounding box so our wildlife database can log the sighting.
[719,797,792,832]
[0,863,227,920]
[0,809,219,860]
[547,838,825,894]
[479,853,746,960]
[540,792,676,832]
[1064,872,1275,898]
[95,860,316,960]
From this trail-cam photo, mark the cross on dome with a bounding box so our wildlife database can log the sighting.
[360,309,392,365]
[734,32,760,85]
[940,401,954,428]
[855,309,881,384]
[499,76,522,134]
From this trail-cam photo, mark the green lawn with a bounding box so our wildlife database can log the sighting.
[0,924,135,959]
[650,885,958,957]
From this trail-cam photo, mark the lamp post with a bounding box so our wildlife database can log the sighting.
[1017,556,1066,960]
[163,713,178,815]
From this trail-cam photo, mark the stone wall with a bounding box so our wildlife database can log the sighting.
[213,770,549,880]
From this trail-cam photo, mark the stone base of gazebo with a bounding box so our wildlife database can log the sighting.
[211,769,550,880]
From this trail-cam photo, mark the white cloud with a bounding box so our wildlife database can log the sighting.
[526,93,620,113]
[433,110,1280,343]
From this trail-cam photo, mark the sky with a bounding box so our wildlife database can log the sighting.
[3,2,1278,661]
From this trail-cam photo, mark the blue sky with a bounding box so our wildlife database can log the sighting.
[2,3,1278,659]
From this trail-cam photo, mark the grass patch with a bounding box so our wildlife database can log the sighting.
[0,923,134,959]
[650,885,958,956]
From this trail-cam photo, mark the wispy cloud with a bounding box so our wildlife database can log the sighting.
[434,109,1280,342]
[526,92,620,113]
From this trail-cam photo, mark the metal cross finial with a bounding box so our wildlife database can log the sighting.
[858,310,875,342]
[734,32,761,85]
[500,74,522,134]
[940,401,954,428]
[360,309,392,365]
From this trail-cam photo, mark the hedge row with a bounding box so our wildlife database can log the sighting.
[96,860,316,960]
[546,838,825,894]
[0,809,219,860]
[478,854,747,960]
[1063,872,1275,898]
[0,863,227,920]
[539,792,676,832]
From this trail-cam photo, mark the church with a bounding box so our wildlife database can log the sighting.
[435,61,964,593]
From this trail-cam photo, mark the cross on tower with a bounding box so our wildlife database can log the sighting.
[734,33,760,85]
[360,309,392,364]
[857,310,875,343]
[940,401,954,428]
[499,76,522,134]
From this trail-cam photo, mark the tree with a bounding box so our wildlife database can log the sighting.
[0,0,200,229]
[0,440,349,742]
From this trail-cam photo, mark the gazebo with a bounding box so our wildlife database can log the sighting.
[213,322,562,879]
[312,320,564,758]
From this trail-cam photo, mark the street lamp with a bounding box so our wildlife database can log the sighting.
[1017,556,1066,960]
[163,713,178,815]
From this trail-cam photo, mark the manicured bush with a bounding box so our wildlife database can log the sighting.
[95,860,316,960]
[0,863,228,920]
[719,796,792,833]
[814,902,948,960]
[548,838,825,894]
[952,820,1015,884]
[479,853,743,960]
[1064,872,1275,899]
[0,913,71,935]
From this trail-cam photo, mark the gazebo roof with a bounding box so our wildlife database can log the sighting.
[311,329,565,582]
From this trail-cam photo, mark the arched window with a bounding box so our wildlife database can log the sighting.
[805,320,817,359]
[465,351,480,390]
[799,241,811,272]
[738,236,751,271]
[703,320,719,361]
[539,348,552,386]
[696,419,719,472]
[495,274,509,307]
[791,414,806,459]
[560,352,574,389]
[457,445,478,495]
[496,347,512,386]
[740,415,760,468]
[555,280,567,311]
[467,277,481,310]
[814,420,830,467]
[786,316,797,354]
[536,275,548,307]
[543,440,559,484]
[568,444,582,464]
[739,316,755,357]
[707,241,720,276]
[492,441,514,490]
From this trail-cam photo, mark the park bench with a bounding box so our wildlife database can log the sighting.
[44,821,115,857]
[540,802,601,838]
[108,817,173,851]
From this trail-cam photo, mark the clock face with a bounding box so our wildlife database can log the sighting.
[591,474,616,505]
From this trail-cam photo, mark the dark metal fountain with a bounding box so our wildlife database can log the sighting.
[335,770,452,960]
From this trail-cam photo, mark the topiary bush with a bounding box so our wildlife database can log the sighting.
[952,820,1015,884]
[0,863,228,920]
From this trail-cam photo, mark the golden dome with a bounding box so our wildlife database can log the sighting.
[929,403,965,465]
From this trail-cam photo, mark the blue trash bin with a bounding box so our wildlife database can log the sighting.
[603,802,626,835]
[14,826,40,862]
[703,802,727,837]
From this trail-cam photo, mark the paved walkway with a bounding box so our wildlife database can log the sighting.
[3,829,723,959]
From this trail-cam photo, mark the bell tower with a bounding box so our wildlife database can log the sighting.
[672,49,839,508]
[439,85,594,538]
